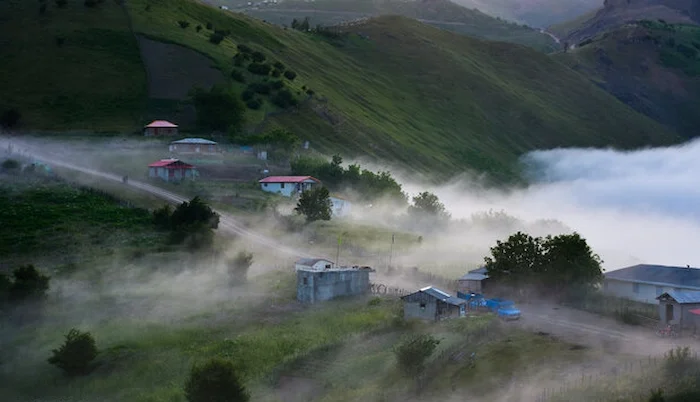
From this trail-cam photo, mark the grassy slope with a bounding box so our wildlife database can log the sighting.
[239,0,559,53]
[557,21,700,139]
[0,0,147,131]
[1,0,682,182]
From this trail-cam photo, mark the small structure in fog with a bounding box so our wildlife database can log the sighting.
[329,195,352,218]
[401,286,466,321]
[458,266,490,294]
[148,158,196,182]
[258,175,321,197]
[144,120,178,136]
[296,259,374,303]
[169,138,220,154]
[657,290,700,332]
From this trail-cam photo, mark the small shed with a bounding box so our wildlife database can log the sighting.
[458,266,489,294]
[148,158,196,182]
[144,120,178,136]
[169,138,220,154]
[401,286,467,322]
[295,258,334,271]
[329,195,352,218]
[296,264,374,303]
[258,176,321,197]
[657,290,700,331]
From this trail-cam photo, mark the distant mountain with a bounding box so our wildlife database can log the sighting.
[557,20,700,139]
[229,0,560,52]
[450,0,602,28]
[553,0,700,45]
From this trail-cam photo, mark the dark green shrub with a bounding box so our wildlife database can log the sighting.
[306,89,315,96]
[271,69,281,78]
[270,80,284,90]
[206,22,213,30]
[178,20,190,29]
[7,265,50,303]
[209,33,224,44]
[1,159,20,170]
[185,358,250,402]
[283,70,297,81]
[248,82,270,95]
[231,70,245,83]
[246,99,262,110]
[394,334,440,377]
[237,44,252,53]
[251,51,265,62]
[247,63,271,76]
[196,25,202,32]
[47,329,98,376]
[233,53,246,67]
[271,89,297,108]
[152,205,172,230]
[241,89,254,102]
[227,251,253,284]
[273,61,285,71]
[214,29,230,37]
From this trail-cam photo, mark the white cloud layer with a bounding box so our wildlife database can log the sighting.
[403,138,700,271]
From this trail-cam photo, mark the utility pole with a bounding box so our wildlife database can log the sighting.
[388,233,394,270]
[336,233,342,267]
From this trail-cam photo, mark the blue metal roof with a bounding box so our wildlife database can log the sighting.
[460,273,488,281]
[171,138,218,145]
[418,286,466,306]
[658,290,700,304]
[605,264,700,288]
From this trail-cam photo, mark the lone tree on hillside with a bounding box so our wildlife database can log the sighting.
[295,187,332,223]
[48,328,98,376]
[190,85,245,133]
[153,197,220,250]
[484,231,603,300]
[408,191,450,223]
[185,358,250,402]
[227,251,254,285]
[0,264,50,304]
[395,333,440,391]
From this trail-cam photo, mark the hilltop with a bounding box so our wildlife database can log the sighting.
[0,0,682,182]
[551,0,700,46]
[557,20,700,139]
[233,0,560,52]
[451,0,601,28]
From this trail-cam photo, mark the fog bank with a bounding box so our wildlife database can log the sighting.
[403,139,700,271]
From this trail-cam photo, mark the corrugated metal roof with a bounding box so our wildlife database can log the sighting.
[605,264,700,288]
[171,138,217,145]
[296,258,333,267]
[459,273,488,281]
[658,290,700,304]
[145,120,178,128]
[259,176,321,184]
[416,286,466,306]
[148,159,194,168]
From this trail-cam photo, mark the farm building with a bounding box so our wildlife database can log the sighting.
[169,138,220,154]
[603,264,700,304]
[401,286,467,322]
[457,266,490,294]
[144,120,178,136]
[295,258,335,271]
[329,195,352,218]
[259,176,321,197]
[148,159,196,182]
[657,291,700,332]
[296,264,374,303]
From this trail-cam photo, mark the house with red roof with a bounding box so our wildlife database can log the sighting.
[148,158,196,182]
[258,176,321,197]
[144,120,178,137]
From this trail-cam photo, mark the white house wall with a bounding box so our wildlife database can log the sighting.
[603,278,694,304]
[260,182,294,197]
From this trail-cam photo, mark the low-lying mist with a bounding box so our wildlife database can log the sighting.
[389,138,700,272]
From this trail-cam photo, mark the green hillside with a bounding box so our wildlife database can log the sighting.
[557,20,700,139]
[235,0,560,53]
[0,0,681,181]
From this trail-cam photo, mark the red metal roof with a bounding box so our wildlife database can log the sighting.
[148,159,194,168]
[690,308,700,315]
[259,176,320,183]
[145,120,178,128]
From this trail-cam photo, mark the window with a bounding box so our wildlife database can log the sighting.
[263,183,268,187]
[281,183,285,188]
[633,283,640,294]
[303,277,308,285]
[420,302,426,310]
[656,286,663,296]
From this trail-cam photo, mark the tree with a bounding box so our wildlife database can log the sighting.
[484,231,603,300]
[227,251,253,285]
[163,197,221,250]
[48,328,98,376]
[209,33,225,44]
[394,334,440,377]
[295,187,332,222]
[283,70,297,81]
[408,191,450,221]
[1,158,20,171]
[184,358,250,402]
[7,264,50,303]
[190,85,245,133]
[178,20,190,29]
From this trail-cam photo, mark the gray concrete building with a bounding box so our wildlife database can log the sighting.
[401,286,467,322]
[296,265,374,303]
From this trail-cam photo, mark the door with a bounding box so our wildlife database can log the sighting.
[666,304,674,323]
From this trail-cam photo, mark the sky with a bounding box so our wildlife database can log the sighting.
[402,138,700,271]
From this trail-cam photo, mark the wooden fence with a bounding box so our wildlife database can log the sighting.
[369,283,410,297]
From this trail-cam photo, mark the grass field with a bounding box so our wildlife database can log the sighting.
[0,0,683,183]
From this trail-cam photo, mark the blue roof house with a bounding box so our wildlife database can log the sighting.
[657,290,700,331]
[603,264,700,304]
[401,286,467,321]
